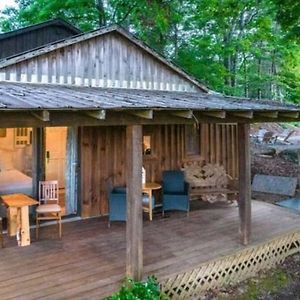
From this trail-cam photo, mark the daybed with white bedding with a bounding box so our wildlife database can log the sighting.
[0,149,33,196]
[0,169,32,195]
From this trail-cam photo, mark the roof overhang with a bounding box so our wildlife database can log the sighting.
[0,82,299,127]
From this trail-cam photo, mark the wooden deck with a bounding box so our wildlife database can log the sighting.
[1,200,300,299]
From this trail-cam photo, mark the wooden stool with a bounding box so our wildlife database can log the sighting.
[0,217,3,248]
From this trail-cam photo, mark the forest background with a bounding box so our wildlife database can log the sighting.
[0,0,299,102]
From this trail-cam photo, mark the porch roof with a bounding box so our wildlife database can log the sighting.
[0,82,299,123]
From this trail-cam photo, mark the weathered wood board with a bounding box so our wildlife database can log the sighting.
[80,123,238,218]
[0,31,199,92]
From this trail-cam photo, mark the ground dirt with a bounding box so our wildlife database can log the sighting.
[202,253,300,300]
[205,123,300,300]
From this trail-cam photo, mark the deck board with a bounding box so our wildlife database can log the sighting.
[1,200,300,299]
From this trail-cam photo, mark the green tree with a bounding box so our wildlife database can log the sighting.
[174,0,299,102]
[0,0,299,103]
[271,0,300,41]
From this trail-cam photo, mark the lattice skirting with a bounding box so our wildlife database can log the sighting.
[161,230,300,299]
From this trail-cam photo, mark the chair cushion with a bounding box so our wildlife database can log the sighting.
[112,186,126,194]
[36,204,61,213]
[163,171,185,193]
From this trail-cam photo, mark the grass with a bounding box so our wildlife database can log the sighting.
[220,269,289,300]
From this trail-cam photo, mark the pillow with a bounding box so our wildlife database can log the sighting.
[0,150,14,171]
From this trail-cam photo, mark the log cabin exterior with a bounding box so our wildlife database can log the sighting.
[0,19,81,60]
[0,24,300,297]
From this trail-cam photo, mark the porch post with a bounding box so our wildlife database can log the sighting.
[126,125,143,280]
[238,123,251,245]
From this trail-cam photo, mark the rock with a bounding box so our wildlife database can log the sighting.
[278,149,300,164]
[252,174,297,196]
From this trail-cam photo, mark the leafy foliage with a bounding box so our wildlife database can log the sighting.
[271,0,300,41]
[106,276,168,300]
[0,0,299,103]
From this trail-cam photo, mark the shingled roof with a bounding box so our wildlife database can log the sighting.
[0,82,298,114]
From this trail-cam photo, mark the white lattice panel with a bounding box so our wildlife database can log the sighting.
[161,230,300,299]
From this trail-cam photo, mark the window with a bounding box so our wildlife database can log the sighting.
[15,128,32,148]
[185,125,200,156]
[143,135,152,155]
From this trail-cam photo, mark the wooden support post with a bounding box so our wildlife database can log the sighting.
[297,150,300,188]
[238,123,251,246]
[126,125,143,280]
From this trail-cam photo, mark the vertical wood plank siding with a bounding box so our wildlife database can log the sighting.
[80,123,238,218]
[1,33,198,92]
[0,25,79,60]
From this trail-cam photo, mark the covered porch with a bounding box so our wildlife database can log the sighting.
[1,200,300,299]
[1,83,300,298]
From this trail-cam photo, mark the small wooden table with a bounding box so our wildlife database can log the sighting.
[142,182,161,221]
[1,193,38,247]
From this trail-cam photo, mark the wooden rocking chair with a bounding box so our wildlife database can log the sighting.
[36,180,62,239]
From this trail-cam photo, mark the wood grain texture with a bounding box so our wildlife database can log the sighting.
[0,20,80,60]
[0,201,300,299]
[80,124,238,218]
[126,125,143,280]
[0,32,198,92]
[238,123,251,245]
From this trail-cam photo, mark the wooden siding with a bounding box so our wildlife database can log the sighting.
[0,24,79,60]
[80,123,238,218]
[199,124,239,180]
[0,32,198,92]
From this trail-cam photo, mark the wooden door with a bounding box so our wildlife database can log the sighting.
[45,127,67,188]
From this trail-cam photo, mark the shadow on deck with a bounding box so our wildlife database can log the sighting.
[1,200,300,299]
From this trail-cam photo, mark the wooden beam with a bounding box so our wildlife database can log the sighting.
[279,112,299,119]
[31,110,50,122]
[128,109,153,119]
[126,125,143,280]
[32,128,45,198]
[170,110,193,119]
[83,110,106,120]
[256,111,278,118]
[238,123,251,246]
[2,110,300,128]
[202,111,226,119]
[231,111,253,119]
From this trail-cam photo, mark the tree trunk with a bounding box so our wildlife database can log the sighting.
[95,0,106,27]
[257,56,262,99]
[243,54,248,97]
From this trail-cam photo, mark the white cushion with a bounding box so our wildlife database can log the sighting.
[36,204,61,213]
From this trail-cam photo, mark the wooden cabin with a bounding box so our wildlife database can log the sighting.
[0,24,300,298]
[0,18,81,60]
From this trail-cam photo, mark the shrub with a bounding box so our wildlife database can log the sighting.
[106,276,168,300]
